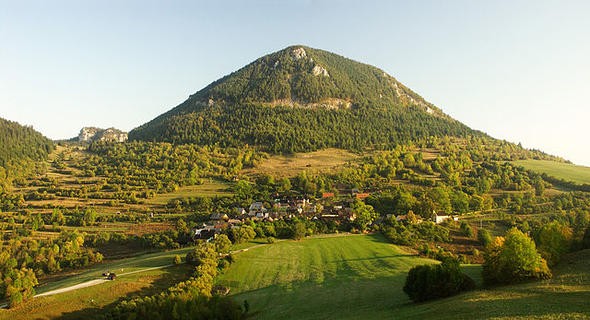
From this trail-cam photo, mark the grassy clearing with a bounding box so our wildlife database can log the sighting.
[244,148,360,177]
[392,249,590,319]
[147,181,234,205]
[219,234,590,320]
[514,160,590,185]
[216,234,436,319]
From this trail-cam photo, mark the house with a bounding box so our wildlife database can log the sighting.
[248,202,267,216]
[193,225,218,240]
[322,192,335,198]
[355,193,370,200]
[432,212,451,224]
[235,207,247,216]
[210,213,229,221]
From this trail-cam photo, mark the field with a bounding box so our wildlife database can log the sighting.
[0,247,194,320]
[395,249,590,319]
[216,234,437,319]
[244,148,360,177]
[146,181,234,205]
[218,234,590,319]
[514,160,590,185]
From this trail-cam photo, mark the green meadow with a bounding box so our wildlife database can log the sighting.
[515,160,590,185]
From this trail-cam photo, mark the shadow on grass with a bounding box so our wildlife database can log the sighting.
[54,264,192,320]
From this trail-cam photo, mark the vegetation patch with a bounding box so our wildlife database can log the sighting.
[515,160,590,185]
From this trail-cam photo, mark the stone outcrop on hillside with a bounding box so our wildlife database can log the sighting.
[78,127,127,143]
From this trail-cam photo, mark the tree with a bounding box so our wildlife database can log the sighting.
[214,234,232,254]
[460,221,473,237]
[230,226,256,244]
[478,229,492,247]
[403,260,475,302]
[51,208,66,226]
[534,221,573,266]
[292,221,306,240]
[186,242,217,266]
[351,200,378,232]
[482,228,551,285]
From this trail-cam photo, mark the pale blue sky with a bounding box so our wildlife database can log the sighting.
[1,0,589,165]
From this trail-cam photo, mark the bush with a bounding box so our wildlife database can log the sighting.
[483,228,551,285]
[460,221,473,237]
[534,221,573,266]
[478,229,492,247]
[403,260,475,302]
[173,255,182,265]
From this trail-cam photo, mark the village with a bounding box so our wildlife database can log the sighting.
[193,190,456,240]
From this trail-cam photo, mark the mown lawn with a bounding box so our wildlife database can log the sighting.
[219,234,590,319]
[514,160,590,185]
[216,234,436,319]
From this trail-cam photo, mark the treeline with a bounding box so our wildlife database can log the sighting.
[107,237,245,319]
[0,117,53,193]
[130,103,475,154]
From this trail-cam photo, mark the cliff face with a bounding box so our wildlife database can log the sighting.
[78,127,127,143]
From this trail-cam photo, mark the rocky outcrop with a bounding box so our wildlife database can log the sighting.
[78,127,127,143]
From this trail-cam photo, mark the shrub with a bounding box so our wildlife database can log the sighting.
[460,221,473,237]
[173,255,182,265]
[534,221,573,266]
[478,229,492,247]
[403,260,475,302]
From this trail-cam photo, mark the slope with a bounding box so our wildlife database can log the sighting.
[216,234,437,319]
[129,46,477,152]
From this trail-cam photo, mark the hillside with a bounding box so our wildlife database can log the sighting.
[0,117,53,168]
[515,159,590,186]
[129,46,477,152]
[0,117,54,193]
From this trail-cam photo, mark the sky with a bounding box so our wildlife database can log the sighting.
[1,0,589,165]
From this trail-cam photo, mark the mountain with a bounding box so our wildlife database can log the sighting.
[0,117,54,168]
[129,46,477,152]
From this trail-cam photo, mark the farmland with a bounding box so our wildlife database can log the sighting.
[216,234,437,319]
[0,247,195,320]
[217,234,590,319]
[514,160,590,185]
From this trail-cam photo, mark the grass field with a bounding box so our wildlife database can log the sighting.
[216,234,437,319]
[218,234,590,320]
[0,247,194,320]
[514,160,590,185]
[393,249,590,319]
[146,181,234,205]
[244,148,360,177]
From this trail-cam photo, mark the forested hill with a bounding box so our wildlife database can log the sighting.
[0,117,54,168]
[129,46,479,152]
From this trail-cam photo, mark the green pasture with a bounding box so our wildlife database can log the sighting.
[217,234,436,319]
[219,234,590,319]
[514,160,590,185]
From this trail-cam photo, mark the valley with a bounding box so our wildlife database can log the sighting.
[0,45,589,319]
